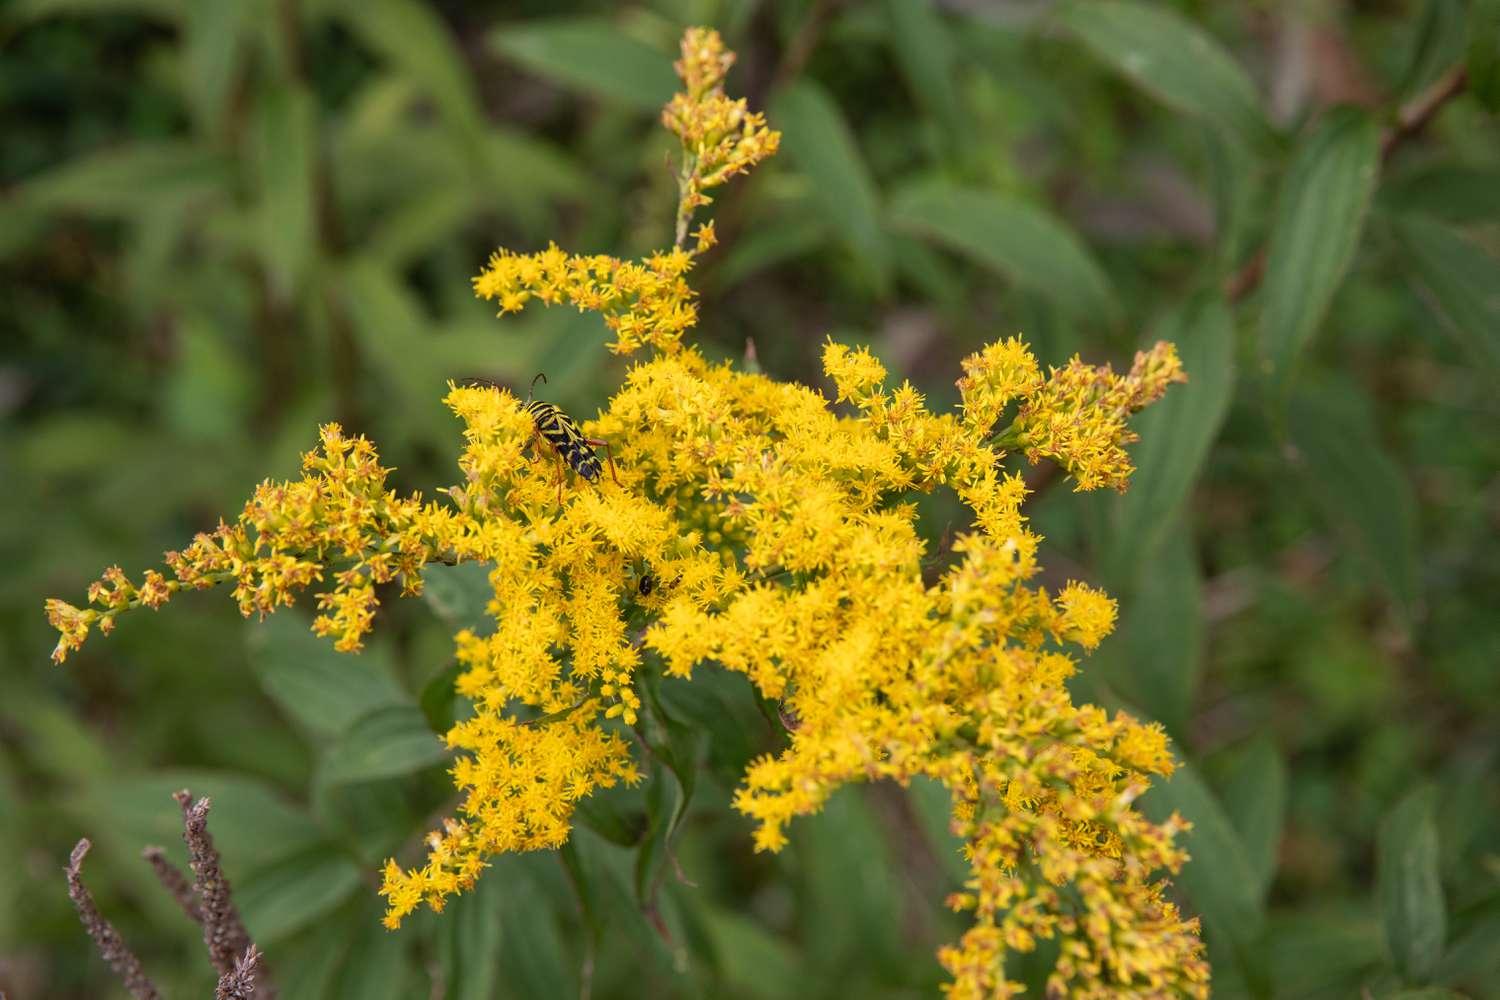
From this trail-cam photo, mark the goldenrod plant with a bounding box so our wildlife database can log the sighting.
[47,28,1211,998]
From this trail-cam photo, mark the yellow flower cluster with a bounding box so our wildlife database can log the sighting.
[47,27,1208,998]
[662,27,780,246]
[1000,344,1186,492]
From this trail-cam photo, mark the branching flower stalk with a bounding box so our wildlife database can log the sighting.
[48,27,1205,998]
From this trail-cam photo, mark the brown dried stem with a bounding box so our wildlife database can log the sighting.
[174,790,254,978]
[214,945,263,1000]
[142,845,203,925]
[65,839,162,1000]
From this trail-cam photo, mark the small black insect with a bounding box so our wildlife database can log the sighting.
[523,373,620,502]
[638,572,655,596]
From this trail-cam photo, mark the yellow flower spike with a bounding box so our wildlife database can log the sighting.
[47,26,1205,1000]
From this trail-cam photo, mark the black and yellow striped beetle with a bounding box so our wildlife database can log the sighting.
[523,373,620,502]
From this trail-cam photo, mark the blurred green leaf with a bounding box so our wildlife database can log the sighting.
[76,771,325,871]
[773,80,891,288]
[1381,164,1500,221]
[239,848,364,944]
[254,82,318,298]
[419,660,465,736]
[881,0,961,140]
[1288,386,1421,613]
[8,0,184,20]
[1140,761,1265,972]
[1264,910,1386,997]
[330,0,486,144]
[1434,894,1500,987]
[711,215,830,291]
[334,908,418,1000]
[1057,0,1266,146]
[321,706,449,785]
[1392,213,1500,374]
[635,674,704,906]
[800,788,903,973]
[276,910,359,1000]
[1259,108,1380,392]
[162,313,254,443]
[888,183,1115,322]
[1109,297,1234,576]
[1390,990,1466,999]
[182,0,254,131]
[437,870,506,1000]
[488,18,677,112]
[1220,735,1287,902]
[16,141,230,218]
[657,669,764,790]
[316,777,423,866]
[1111,531,1202,739]
[421,562,495,632]
[573,788,647,848]
[702,905,801,999]
[1378,786,1446,984]
[1468,0,1500,111]
[1398,0,1469,100]
[247,613,409,739]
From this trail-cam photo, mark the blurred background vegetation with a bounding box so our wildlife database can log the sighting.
[2,0,1498,997]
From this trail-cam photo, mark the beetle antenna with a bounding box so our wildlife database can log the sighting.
[528,372,547,403]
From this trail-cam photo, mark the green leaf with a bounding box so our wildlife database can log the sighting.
[488,19,677,113]
[887,182,1116,322]
[182,0,256,131]
[1398,0,1469,100]
[1110,531,1203,740]
[334,908,418,1000]
[1378,787,1446,983]
[17,141,230,218]
[800,789,903,969]
[1264,910,1386,997]
[573,789,648,848]
[421,562,496,632]
[1259,108,1380,391]
[772,81,890,288]
[321,706,449,785]
[1140,761,1265,967]
[1220,735,1287,901]
[276,909,359,1000]
[1056,0,1266,146]
[247,612,408,739]
[881,0,961,138]
[76,770,326,871]
[1434,894,1500,985]
[330,0,486,142]
[437,869,506,1000]
[701,905,801,999]
[254,82,318,298]
[1108,297,1234,576]
[1471,0,1500,111]
[238,848,365,944]
[634,674,705,906]
[8,0,184,21]
[1288,385,1421,613]
[1392,214,1500,374]
[419,661,465,736]
[1381,164,1500,222]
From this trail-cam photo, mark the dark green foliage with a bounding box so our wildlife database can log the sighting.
[3,2,1497,997]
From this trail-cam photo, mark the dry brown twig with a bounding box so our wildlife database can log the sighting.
[65,790,275,999]
[65,839,162,1000]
